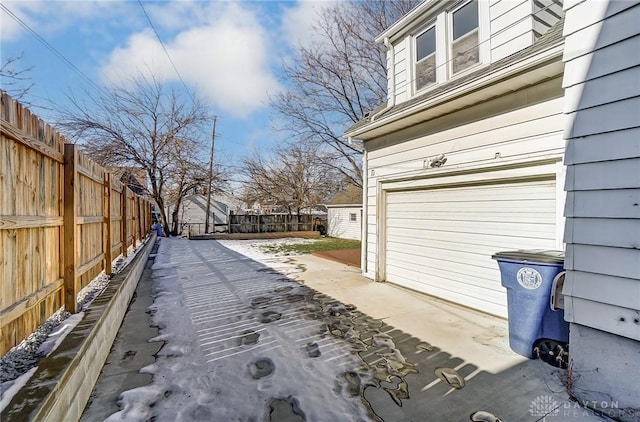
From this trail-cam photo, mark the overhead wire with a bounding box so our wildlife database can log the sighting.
[137,0,198,106]
[0,3,105,96]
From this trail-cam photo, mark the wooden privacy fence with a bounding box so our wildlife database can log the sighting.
[0,92,151,356]
[228,214,326,234]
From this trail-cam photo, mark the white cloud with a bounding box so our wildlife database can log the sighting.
[280,0,341,49]
[142,0,203,31]
[99,2,280,118]
[0,0,137,42]
[0,1,39,42]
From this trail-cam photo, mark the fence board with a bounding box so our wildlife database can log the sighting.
[228,214,325,234]
[1,92,65,355]
[1,93,151,355]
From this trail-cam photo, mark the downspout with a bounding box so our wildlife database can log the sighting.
[361,147,368,276]
[347,135,367,276]
[370,36,395,122]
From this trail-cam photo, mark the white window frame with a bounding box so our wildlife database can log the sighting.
[448,0,481,77]
[413,23,438,93]
[407,0,489,98]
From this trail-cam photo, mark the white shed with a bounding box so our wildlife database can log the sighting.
[326,185,363,241]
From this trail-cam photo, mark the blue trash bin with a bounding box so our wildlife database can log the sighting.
[492,250,569,366]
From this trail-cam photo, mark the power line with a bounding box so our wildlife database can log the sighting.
[137,0,197,106]
[0,3,105,95]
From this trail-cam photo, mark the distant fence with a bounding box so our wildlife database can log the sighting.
[228,214,326,234]
[0,92,151,356]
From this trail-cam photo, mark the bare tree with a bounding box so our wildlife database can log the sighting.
[0,52,34,102]
[240,144,343,215]
[164,140,228,235]
[58,76,211,236]
[270,0,419,187]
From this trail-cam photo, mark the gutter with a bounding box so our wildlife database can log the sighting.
[346,43,565,139]
[370,37,395,122]
[361,149,368,275]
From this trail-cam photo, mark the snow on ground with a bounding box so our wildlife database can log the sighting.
[217,237,315,277]
[106,237,374,421]
[0,241,147,411]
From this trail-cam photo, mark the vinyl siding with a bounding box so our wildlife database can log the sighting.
[562,1,640,341]
[364,86,566,286]
[393,38,409,104]
[489,0,535,61]
[327,207,362,241]
[387,0,565,106]
[383,179,557,317]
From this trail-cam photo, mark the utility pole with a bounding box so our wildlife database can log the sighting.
[204,116,217,234]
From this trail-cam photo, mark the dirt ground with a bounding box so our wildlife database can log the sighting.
[312,248,361,267]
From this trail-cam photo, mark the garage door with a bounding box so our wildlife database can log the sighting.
[384,178,557,318]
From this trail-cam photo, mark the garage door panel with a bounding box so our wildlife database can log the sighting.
[386,247,501,280]
[386,252,500,287]
[392,276,508,316]
[386,219,556,238]
[388,183,555,203]
[386,211,556,224]
[384,178,557,318]
[386,238,518,270]
[386,262,507,303]
[387,200,555,213]
[386,228,557,250]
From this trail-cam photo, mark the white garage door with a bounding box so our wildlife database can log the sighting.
[384,178,557,318]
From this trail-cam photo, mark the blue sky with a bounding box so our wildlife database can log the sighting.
[0,0,332,170]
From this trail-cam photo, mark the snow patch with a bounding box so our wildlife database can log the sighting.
[109,238,372,421]
[0,240,149,409]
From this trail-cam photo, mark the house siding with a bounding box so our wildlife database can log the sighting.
[364,80,566,303]
[489,0,535,61]
[562,0,640,414]
[393,38,409,104]
[387,0,563,107]
[327,207,361,241]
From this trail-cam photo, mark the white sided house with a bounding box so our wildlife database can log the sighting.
[327,185,363,241]
[345,0,566,318]
[562,0,640,416]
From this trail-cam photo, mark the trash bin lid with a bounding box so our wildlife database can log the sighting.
[491,249,564,264]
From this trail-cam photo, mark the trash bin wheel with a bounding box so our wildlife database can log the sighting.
[533,339,569,369]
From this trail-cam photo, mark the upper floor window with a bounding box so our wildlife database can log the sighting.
[451,0,479,74]
[415,26,436,91]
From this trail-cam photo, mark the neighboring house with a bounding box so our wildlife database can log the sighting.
[327,185,363,241]
[344,0,565,318]
[171,192,244,233]
[561,0,639,416]
[106,166,148,196]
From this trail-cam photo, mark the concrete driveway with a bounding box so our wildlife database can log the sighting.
[82,238,606,421]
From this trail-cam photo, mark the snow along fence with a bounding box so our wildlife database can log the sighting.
[0,92,152,356]
[0,233,156,422]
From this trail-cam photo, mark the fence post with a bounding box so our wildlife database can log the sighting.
[63,144,79,313]
[136,196,142,242]
[104,173,112,275]
[121,188,128,257]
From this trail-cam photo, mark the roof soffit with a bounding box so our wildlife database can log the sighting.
[348,49,564,140]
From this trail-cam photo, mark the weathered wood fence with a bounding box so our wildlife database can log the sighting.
[228,214,325,234]
[0,93,151,356]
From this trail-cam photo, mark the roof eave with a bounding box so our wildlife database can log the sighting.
[375,0,440,44]
[345,44,564,140]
